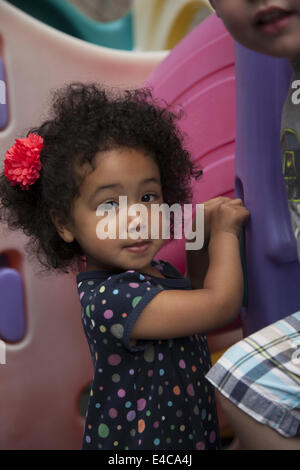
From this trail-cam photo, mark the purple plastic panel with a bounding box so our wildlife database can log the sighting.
[0,58,8,129]
[234,43,300,336]
[0,268,26,342]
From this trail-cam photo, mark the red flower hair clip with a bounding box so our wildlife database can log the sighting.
[4,133,43,191]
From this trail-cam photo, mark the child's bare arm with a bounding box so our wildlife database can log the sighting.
[185,197,231,288]
[131,199,249,340]
[185,245,209,289]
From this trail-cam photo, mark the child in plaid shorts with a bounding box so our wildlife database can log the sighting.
[207,0,300,450]
[206,312,300,449]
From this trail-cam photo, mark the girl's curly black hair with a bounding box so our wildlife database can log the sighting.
[0,83,202,273]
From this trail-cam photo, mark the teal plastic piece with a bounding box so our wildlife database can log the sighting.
[6,0,133,50]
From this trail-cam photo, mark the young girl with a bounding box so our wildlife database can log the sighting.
[0,83,249,450]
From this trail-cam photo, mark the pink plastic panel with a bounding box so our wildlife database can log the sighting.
[146,14,236,274]
[0,227,93,449]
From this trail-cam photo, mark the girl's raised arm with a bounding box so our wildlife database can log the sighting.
[131,199,249,340]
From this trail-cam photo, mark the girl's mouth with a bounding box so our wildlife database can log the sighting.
[254,7,294,35]
[125,241,151,253]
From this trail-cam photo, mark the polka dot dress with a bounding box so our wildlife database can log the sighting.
[77,260,221,450]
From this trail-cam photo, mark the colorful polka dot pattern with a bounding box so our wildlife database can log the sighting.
[77,260,221,450]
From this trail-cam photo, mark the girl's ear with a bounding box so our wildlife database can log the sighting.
[50,210,75,243]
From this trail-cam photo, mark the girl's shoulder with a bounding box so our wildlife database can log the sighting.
[76,260,189,292]
[151,259,184,279]
[77,260,183,282]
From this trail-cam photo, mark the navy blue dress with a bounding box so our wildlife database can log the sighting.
[77,259,220,450]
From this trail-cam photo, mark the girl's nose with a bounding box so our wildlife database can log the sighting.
[127,204,149,240]
[127,212,149,239]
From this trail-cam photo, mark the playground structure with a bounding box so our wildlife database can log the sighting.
[133,0,212,51]
[4,0,213,51]
[234,44,300,335]
[5,0,134,49]
[0,0,299,450]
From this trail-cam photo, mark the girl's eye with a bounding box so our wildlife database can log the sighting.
[142,193,156,203]
[98,201,119,211]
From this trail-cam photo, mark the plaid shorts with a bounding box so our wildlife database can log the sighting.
[206,312,300,438]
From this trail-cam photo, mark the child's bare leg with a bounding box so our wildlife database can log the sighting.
[217,391,300,450]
